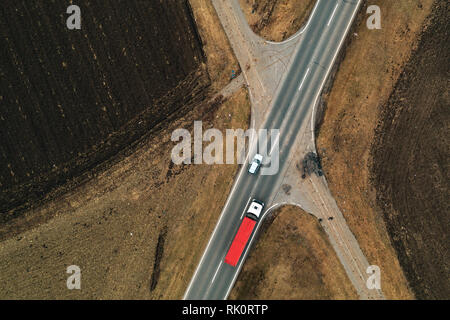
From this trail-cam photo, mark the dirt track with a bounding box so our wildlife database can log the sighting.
[371,1,449,299]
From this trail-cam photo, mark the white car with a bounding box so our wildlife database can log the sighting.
[246,199,265,220]
[248,154,263,174]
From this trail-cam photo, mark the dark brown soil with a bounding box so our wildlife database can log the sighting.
[0,0,208,219]
[371,0,449,300]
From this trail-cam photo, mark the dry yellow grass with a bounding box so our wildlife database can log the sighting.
[316,0,435,299]
[189,0,240,90]
[230,205,358,299]
[239,0,316,41]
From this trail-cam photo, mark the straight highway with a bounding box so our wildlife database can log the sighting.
[184,0,366,300]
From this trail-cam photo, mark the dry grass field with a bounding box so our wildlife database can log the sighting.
[238,0,316,41]
[0,0,208,217]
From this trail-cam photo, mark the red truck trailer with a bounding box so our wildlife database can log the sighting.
[224,216,257,267]
[224,200,264,267]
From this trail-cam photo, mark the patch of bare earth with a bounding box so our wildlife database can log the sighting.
[230,206,358,299]
[238,0,316,42]
[0,2,250,299]
[316,0,435,299]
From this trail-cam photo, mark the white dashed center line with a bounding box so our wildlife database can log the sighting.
[298,67,310,91]
[328,3,339,27]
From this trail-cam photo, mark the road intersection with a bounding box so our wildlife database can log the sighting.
[184,0,385,300]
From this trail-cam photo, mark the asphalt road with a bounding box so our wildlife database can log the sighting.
[184,0,362,300]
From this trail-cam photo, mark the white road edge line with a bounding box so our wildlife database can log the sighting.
[298,68,310,91]
[328,3,339,27]
[301,0,321,35]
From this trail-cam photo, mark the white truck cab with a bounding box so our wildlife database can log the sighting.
[248,154,263,174]
[246,199,265,220]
